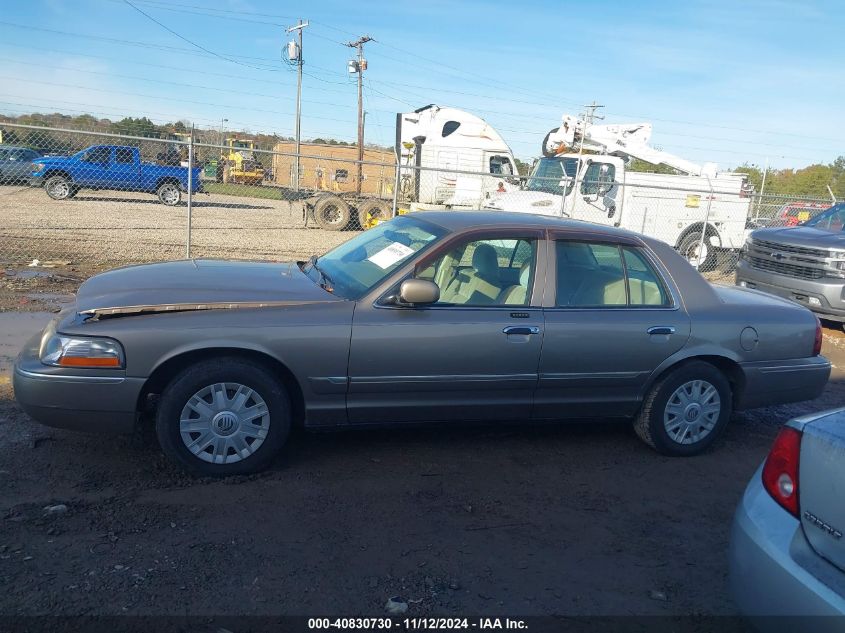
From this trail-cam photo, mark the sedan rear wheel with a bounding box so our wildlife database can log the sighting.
[155,358,291,476]
[634,360,731,456]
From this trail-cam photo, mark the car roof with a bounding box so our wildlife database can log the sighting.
[411,210,640,239]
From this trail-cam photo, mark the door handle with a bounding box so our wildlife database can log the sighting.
[503,326,540,335]
[647,326,675,336]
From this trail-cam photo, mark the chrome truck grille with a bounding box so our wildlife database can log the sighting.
[746,239,837,280]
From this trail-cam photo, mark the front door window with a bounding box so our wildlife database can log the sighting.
[416,237,536,306]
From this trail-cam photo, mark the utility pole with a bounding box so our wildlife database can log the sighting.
[287,19,309,192]
[346,35,372,195]
[756,156,769,218]
[570,101,604,217]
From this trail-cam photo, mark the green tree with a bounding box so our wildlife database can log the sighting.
[109,117,159,138]
[514,157,531,176]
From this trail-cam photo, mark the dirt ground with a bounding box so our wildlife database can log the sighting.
[0,184,349,267]
[1,302,843,617]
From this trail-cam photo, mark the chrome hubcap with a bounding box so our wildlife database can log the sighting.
[663,379,721,445]
[179,382,270,465]
[161,185,179,205]
[48,179,69,198]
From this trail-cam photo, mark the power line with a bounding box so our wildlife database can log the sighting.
[0,58,369,112]
[105,0,290,26]
[0,42,354,95]
[0,21,279,67]
[121,0,279,71]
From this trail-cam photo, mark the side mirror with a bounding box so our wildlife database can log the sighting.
[399,279,439,305]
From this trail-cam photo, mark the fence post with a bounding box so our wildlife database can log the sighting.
[696,175,714,270]
[391,152,401,217]
[186,126,194,259]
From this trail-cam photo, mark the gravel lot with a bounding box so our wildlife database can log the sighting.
[0,308,843,618]
[2,183,845,620]
[0,184,349,266]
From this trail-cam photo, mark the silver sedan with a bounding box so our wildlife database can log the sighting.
[729,407,845,625]
[13,212,831,475]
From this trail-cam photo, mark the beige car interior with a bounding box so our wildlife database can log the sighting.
[556,241,664,307]
[430,242,533,306]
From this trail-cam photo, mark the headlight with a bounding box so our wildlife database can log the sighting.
[40,334,125,368]
[33,163,45,172]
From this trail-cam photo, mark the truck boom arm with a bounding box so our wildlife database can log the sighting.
[544,114,717,177]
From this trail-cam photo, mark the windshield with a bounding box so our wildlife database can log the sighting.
[803,204,845,232]
[525,157,577,195]
[305,215,448,300]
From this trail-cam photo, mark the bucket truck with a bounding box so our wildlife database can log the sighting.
[485,115,754,270]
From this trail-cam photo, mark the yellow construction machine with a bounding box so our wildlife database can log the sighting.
[217,137,265,185]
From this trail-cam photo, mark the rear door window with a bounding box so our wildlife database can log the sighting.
[555,241,669,307]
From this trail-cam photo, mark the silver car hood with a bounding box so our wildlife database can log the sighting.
[75,259,336,317]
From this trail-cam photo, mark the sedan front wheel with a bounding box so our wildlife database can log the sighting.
[155,358,291,476]
[634,360,732,456]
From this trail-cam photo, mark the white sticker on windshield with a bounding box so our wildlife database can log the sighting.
[367,242,415,269]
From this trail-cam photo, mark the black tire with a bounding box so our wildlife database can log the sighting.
[634,360,732,456]
[356,199,391,230]
[313,195,351,231]
[156,181,181,206]
[541,126,560,158]
[155,357,291,476]
[678,231,717,271]
[44,175,73,200]
[67,186,80,199]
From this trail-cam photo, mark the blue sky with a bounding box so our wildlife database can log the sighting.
[1,0,842,169]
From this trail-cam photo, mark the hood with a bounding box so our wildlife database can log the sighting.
[33,155,69,165]
[484,190,563,215]
[750,225,845,251]
[75,259,337,317]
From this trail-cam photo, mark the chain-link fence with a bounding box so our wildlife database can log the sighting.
[0,121,837,289]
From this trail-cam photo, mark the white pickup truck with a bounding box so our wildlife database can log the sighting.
[484,117,753,270]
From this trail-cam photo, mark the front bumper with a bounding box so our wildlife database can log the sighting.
[12,333,144,434]
[29,176,44,188]
[729,467,845,623]
[736,259,845,323]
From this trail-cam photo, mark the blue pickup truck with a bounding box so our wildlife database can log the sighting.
[31,145,203,206]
